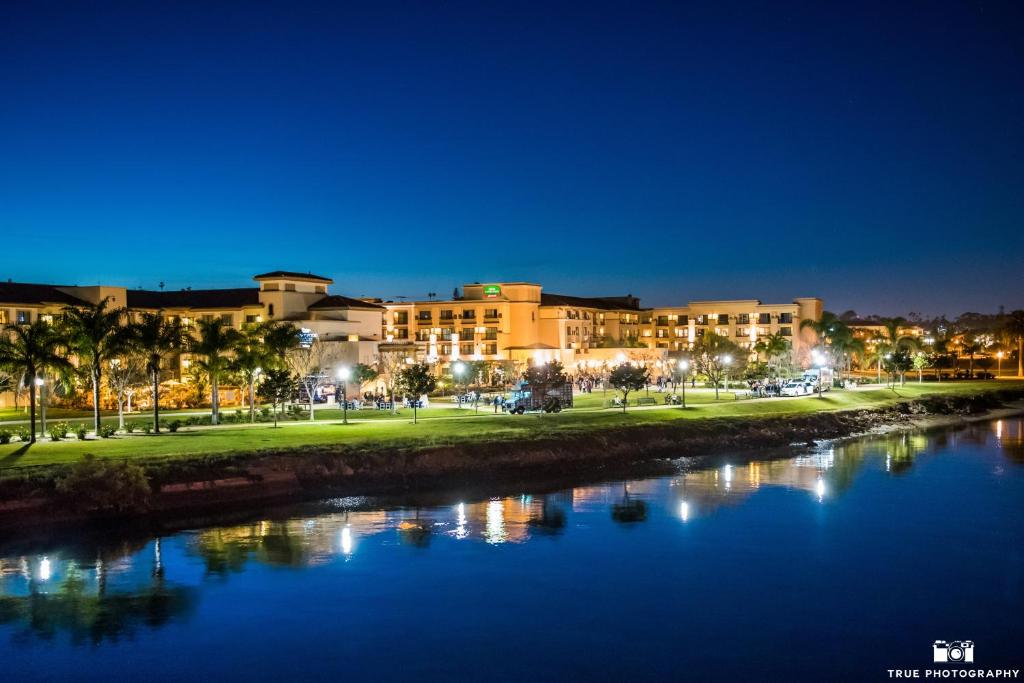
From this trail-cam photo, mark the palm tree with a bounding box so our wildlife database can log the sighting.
[0,321,73,443]
[828,329,865,382]
[231,324,271,423]
[753,332,790,375]
[130,313,183,434]
[61,298,129,435]
[799,311,845,345]
[261,321,301,368]
[188,318,240,425]
[1004,310,1024,378]
[960,333,981,379]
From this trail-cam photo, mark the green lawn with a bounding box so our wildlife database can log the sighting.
[1,380,1020,473]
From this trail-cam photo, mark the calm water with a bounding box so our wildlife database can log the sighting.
[2,419,1023,682]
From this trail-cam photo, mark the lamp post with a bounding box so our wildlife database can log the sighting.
[453,361,467,408]
[337,366,351,425]
[678,359,689,408]
[722,354,732,393]
[812,349,826,399]
[997,351,1004,378]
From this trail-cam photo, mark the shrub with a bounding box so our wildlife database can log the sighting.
[144,425,152,434]
[125,421,139,434]
[49,422,71,441]
[260,407,271,417]
[55,454,152,513]
[99,424,117,438]
[15,427,31,442]
[0,430,11,445]
[75,426,88,440]
[167,420,181,433]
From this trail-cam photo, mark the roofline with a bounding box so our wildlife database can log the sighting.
[253,272,334,284]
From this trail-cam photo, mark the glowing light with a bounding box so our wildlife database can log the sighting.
[678,359,689,371]
[679,500,690,522]
[337,366,351,381]
[723,464,733,489]
[485,499,506,544]
[38,557,51,582]
[340,525,353,555]
[816,477,826,502]
[453,502,468,539]
[34,377,44,387]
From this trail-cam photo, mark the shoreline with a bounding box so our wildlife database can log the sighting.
[1,388,1022,533]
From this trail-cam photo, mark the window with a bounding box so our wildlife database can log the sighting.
[245,314,260,324]
[417,311,432,321]
[15,310,30,324]
[439,309,454,321]
[656,316,669,326]
[460,343,473,355]
[737,313,750,325]
[263,283,279,291]
[678,315,688,325]
[758,313,771,324]
[483,343,497,355]
[0,310,7,324]
[780,327,792,336]
[484,308,499,319]
[718,314,729,324]
[394,328,409,339]
[440,327,454,341]
[779,312,793,324]
[394,311,408,325]
[483,327,498,340]
[284,283,296,292]
[416,330,431,342]
[268,304,275,317]
[462,327,475,339]
[696,314,707,325]
[462,309,476,320]
[220,314,233,325]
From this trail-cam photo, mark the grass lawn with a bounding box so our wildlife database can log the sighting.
[0,380,1020,473]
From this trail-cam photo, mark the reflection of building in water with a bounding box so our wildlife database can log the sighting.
[994,418,1024,464]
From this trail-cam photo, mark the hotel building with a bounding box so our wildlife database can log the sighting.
[0,271,822,406]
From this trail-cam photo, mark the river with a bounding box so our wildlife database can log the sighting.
[2,417,1023,682]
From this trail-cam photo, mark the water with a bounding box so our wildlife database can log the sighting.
[2,418,1023,682]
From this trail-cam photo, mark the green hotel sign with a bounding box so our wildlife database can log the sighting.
[483,285,501,298]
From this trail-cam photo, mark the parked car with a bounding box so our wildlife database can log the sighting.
[781,381,813,397]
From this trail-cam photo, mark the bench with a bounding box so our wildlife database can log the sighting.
[636,397,657,406]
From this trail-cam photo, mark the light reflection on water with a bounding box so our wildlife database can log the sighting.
[1,418,1023,681]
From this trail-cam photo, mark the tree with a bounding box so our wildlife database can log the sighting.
[960,333,981,379]
[107,355,146,430]
[0,320,73,443]
[609,364,649,412]
[350,363,379,395]
[129,313,183,434]
[61,297,130,435]
[375,346,407,414]
[1003,310,1024,378]
[231,325,272,423]
[188,318,241,425]
[912,352,931,384]
[257,369,296,428]
[692,332,742,400]
[261,321,302,369]
[285,337,339,421]
[753,332,790,375]
[884,350,913,387]
[397,363,437,424]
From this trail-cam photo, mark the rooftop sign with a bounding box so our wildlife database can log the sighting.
[483,285,501,298]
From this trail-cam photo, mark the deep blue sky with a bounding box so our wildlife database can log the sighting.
[1,1,1021,316]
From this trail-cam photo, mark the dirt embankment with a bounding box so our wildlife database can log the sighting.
[2,388,1022,531]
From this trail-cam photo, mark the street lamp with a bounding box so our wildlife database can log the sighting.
[811,348,826,399]
[678,359,689,408]
[722,354,732,392]
[337,366,351,425]
[453,361,467,408]
[997,351,1004,378]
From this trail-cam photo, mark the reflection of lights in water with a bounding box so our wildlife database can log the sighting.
[341,525,353,555]
[453,503,468,539]
[816,477,826,502]
[885,453,891,472]
[485,499,506,544]
[38,557,51,582]
[723,464,733,489]
[679,500,690,522]
[996,420,1003,440]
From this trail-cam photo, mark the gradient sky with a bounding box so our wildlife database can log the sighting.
[1,1,1021,316]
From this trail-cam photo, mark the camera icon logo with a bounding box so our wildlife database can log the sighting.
[933,640,974,663]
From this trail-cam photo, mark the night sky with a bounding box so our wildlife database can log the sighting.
[2,1,1021,316]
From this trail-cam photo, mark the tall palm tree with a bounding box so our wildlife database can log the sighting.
[130,312,183,434]
[960,333,981,379]
[753,332,790,375]
[188,318,240,425]
[0,321,73,443]
[261,321,302,369]
[61,298,129,435]
[799,310,844,345]
[1004,310,1024,378]
[231,324,272,423]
